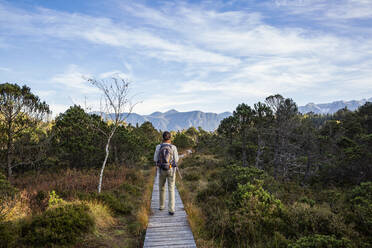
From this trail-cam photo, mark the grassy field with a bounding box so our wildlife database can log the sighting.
[1,165,155,248]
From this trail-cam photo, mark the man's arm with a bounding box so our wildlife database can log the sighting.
[173,146,179,164]
[154,145,160,163]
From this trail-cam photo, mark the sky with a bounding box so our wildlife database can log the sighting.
[0,0,371,116]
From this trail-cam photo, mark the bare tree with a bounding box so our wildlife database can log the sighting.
[86,77,135,193]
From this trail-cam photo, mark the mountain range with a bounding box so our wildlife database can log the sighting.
[102,97,371,131]
[123,109,231,131]
[298,97,372,114]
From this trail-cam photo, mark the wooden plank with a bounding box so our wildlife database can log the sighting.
[144,168,197,248]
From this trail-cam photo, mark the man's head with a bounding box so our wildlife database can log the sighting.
[162,131,171,142]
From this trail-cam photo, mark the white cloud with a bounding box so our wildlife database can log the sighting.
[273,0,372,19]
[99,70,131,80]
[0,67,11,72]
[51,65,98,94]
[34,90,56,98]
[0,0,371,114]
[0,3,239,67]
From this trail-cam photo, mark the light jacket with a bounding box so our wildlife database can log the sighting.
[154,143,179,165]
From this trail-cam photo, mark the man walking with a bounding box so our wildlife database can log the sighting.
[154,131,179,215]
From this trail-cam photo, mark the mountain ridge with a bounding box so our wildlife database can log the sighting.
[298,97,372,114]
[95,97,371,131]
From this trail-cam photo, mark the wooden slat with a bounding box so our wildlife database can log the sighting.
[144,168,197,248]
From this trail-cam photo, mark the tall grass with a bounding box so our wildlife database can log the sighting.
[13,166,128,195]
[1,165,156,248]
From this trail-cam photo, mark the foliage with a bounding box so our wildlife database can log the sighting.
[48,190,65,207]
[20,203,94,247]
[0,83,50,178]
[348,182,372,238]
[53,105,106,168]
[173,132,195,150]
[288,235,353,248]
[283,202,349,239]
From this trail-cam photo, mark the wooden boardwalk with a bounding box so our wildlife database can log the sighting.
[144,168,197,248]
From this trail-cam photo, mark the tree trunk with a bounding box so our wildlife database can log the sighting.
[98,131,115,194]
[6,121,12,180]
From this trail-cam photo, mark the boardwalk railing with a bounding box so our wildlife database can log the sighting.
[144,168,197,248]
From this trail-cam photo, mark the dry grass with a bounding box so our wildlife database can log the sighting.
[13,166,128,195]
[85,200,116,231]
[6,166,156,248]
[136,167,156,230]
[3,190,31,222]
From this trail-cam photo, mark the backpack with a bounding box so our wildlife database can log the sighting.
[158,144,174,170]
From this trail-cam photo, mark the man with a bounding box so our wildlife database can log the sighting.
[154,131,179,215]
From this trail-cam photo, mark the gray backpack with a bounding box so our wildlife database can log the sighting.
[158,144,173,170]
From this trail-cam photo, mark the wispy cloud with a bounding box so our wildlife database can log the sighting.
[273,0,372,19]
[0,67,11,72]
[50,65,97,94]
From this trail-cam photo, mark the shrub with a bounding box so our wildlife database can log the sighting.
[228,180,284,245]
[48,190,65,207]
[0,221,18,248]
[288,234,353,248]
[348,182,372,237]
[283,202,348,238]
[20,203,94,247]
[221,165,266,192]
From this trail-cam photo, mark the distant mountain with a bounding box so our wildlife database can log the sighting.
[299,97,372,114]
[91,98,371,131]
[120,109,232,131]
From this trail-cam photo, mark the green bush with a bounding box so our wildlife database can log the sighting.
[221,165,266,192]
[20,203,94,247]
[227,180,284,245]
[0,221,18,248]
[283,202,348,238]
[288,235,353,248]
[348,182,372,237]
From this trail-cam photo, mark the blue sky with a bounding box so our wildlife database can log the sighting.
[0,0,371,116]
